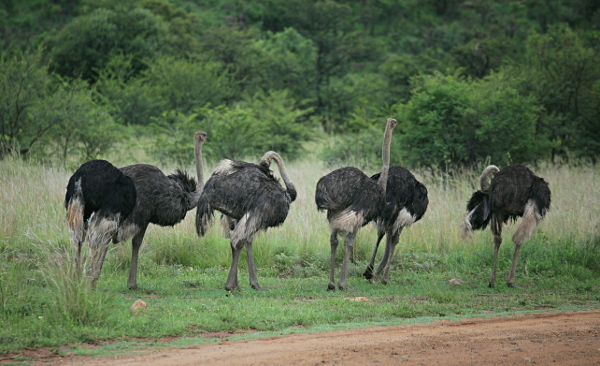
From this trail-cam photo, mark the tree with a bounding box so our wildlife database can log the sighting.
[96,55,236,126]
[0,49,120,162]
[46,0,199,81]
[148,90,314,165]
[395,71,548,171]
[522,24,600,160]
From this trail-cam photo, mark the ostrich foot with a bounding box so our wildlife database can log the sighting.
[225,284,241,292]
[128,285,156,294]
[327,282,336,291]
[251,284,267,291]
[337,283,348,291]
[363,266,374,280]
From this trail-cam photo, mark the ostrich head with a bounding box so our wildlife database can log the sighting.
[194,131,208,143]
[386,118,398,129]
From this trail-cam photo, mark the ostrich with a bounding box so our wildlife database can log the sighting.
[363,167,429,284]
[65,130,208,288]
[461,164,551,287]
[196,151,296,292]
[65,159,137,277]
[315,118,397,290]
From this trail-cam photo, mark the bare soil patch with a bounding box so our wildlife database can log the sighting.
[8,310,600,366]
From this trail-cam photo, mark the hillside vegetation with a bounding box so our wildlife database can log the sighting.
[1,0,599,170]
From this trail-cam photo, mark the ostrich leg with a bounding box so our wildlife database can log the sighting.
[380,230,401,284]
[89,242,111,286]
[363,231,385,280]
[128,226,147,289]
[246,239,265,290]
[75,232,85,273]
[373,227,403,282]
[507,242,523,287]
[225,242,243,291]
[328,229,339,290]
[489,233,503,288]
[338,231,357,290]
[87,217,118,286]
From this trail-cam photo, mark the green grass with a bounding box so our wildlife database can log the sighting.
[0,156,599,358]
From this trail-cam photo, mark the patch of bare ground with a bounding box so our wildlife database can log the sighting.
[6,310,600,366]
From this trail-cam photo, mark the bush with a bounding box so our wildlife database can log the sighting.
[148,90,314,165]
[0,49,122,163]
[395,71,550,171]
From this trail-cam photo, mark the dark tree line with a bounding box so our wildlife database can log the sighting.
[1,0,599,169]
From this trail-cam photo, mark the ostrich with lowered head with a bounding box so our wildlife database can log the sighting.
[65,130,208,288]
[461,164,551,287]
[196,151,296,292]
[315,118,397,290]
[363,167,429,284]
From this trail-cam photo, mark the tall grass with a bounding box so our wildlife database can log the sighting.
[0,155,599,352]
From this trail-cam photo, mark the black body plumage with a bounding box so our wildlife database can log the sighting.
[120,164,198,228]
[371,167,428,229]
[465,164,551,235]
[65,160,136,225]
[462,164,551,287]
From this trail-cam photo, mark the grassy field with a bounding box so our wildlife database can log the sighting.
[0,156,599,359]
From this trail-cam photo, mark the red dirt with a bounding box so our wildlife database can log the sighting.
[8,310,600,366]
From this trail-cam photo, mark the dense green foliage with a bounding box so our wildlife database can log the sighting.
[1,0,599,167]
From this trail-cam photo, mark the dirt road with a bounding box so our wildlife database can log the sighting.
[16,310,600,365]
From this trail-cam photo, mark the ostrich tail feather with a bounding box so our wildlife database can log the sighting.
[463,190,491,235]
[195,195,214,237]
[66,180,85,249]
[531,176,551,218]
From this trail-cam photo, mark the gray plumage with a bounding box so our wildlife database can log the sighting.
[461,164,551,287]
[196,151,296,291]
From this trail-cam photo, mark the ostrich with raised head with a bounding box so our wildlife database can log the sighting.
[315,118,397,291]
[196,151,296,292]
[461,164,551,287]
[65,131,208,288]
[363,167,429,284]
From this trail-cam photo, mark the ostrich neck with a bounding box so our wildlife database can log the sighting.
[479,165,499,192]
[194,139,204,192]
[377,123,394,194]
[262,152,296,199]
